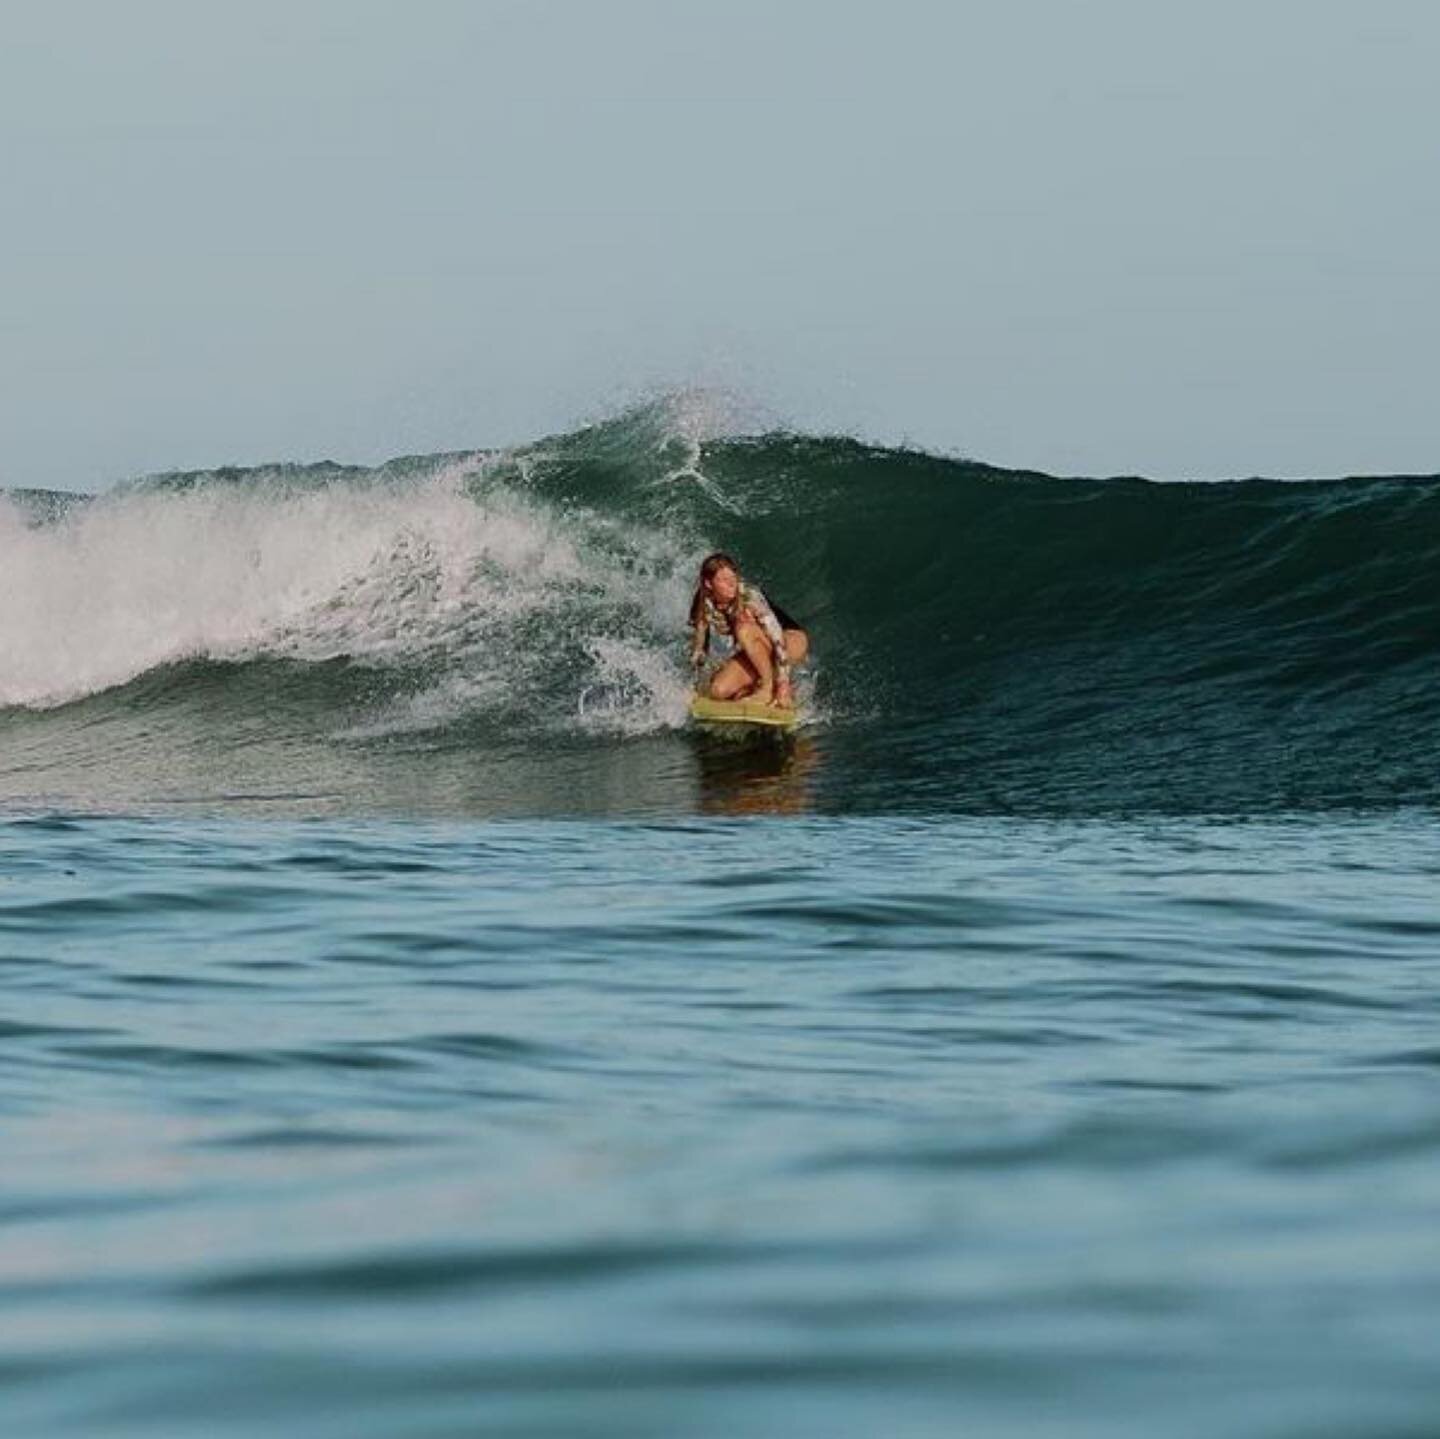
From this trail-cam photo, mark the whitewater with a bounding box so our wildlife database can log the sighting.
[3,400,1439,1438]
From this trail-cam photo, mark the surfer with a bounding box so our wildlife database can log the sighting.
[688,552,808,709]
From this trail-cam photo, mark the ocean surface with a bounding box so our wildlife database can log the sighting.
[2,399,1439,1436]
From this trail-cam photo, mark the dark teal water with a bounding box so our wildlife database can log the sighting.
[4,403,1440,819]
[3,812,1439,1437]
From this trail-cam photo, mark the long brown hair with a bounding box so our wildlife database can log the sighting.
[689,551,739,631]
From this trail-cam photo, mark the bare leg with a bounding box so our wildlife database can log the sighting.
[707,655,758,701]
[708,629,808,703]
[705,628,806,703]
[733,621,775,702]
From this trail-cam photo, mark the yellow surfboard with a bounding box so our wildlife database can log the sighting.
[689,694,800,729]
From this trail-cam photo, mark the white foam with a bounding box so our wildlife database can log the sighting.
[576,636,694,736]
[650,387,775,512]
[0,460,691,723]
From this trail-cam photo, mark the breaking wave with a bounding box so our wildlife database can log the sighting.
[3,394,1438,815]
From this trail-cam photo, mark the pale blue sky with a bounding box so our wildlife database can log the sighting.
[3,0,1437,491]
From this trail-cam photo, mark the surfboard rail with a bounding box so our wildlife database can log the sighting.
[689,694,800,729]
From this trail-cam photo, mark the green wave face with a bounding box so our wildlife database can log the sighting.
[3,402,1439,817]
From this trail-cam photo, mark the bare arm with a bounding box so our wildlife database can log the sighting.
[689,616,710,669]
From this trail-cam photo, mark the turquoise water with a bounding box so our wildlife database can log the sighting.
[4,812,1438,1437]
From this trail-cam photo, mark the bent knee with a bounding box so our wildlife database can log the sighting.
[708,662,754,700]
[784,629,809,664]
[734,621,772,655]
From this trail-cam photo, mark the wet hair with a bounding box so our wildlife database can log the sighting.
[689,551,739,631]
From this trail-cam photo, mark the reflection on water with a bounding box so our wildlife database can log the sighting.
[694,732,821,816]
[0,693,829,819]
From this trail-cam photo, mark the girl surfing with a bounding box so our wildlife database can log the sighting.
[688,552,809,710]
